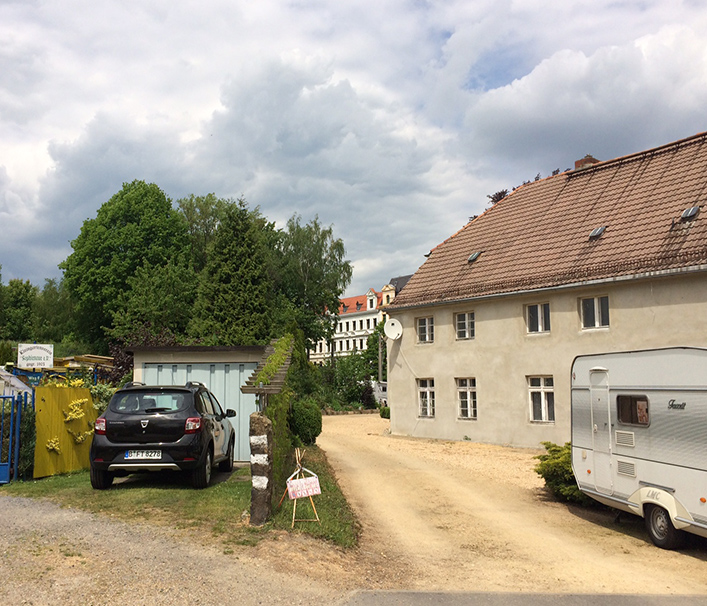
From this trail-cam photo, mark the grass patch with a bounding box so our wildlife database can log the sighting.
[1,448,358,549]
[272,445,359,548]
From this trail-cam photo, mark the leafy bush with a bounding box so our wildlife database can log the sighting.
[18,404,36,480]
[379,406,390,419]
[289,396,322,445]
[265,387,294,490]
[534,441,595,506]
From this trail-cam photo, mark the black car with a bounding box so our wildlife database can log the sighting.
[90,381,236,489]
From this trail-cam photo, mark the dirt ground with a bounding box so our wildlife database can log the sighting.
[2,414,707,604]
[306,414,707,595]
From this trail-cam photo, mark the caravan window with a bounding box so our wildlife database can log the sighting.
[617,395,649,426]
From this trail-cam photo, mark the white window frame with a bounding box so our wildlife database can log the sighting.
[526,303,551,333]
[455,312,475,340]
[580,295,609,329]
[417,379,435,417]
[456,378,477,420]
[416,316,434,343]
[528,376,555,423]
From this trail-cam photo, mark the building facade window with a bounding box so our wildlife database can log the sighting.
[456,378,477,420]
[418,379,435,417]
[455,312,475,340]
[581,296,609,329]
[528,376,554,422]
[417,317,434,343]
[527,303,551,333]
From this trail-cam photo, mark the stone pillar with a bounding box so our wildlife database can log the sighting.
[249,412,273,526]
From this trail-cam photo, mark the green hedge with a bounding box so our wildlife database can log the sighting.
[289,396,322,445]
[534,441,595,506]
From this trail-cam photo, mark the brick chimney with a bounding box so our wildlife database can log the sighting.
[574,154,601,170]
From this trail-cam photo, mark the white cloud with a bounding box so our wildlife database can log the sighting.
[2,0,707,296]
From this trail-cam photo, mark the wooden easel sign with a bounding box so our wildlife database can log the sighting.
[280,448,321,527]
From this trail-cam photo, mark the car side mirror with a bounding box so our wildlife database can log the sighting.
[226,409,236,418]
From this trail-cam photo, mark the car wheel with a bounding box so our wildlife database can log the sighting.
[218,438,235,472]
[645,504,685,549]
[90,465,114,490]
[192,447,212,489]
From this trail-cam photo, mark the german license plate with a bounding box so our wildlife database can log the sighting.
[124,450,161,460]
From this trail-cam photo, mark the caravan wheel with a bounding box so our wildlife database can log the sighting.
[644,505,685,550]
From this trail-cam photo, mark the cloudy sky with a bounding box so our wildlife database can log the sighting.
[2,1,707,296]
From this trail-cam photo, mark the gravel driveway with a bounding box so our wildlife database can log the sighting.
[317,415,707,595]
[0,495,344,605]
[3,414,707,604]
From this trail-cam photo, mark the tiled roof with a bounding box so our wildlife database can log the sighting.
[391,131,707,309]
[339,291,381,315]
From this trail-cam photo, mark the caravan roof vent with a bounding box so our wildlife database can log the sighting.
[681,206,700,221]
[589,226,607,240]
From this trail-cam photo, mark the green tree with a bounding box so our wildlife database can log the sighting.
[177,193,228,273]
[60,180,189,352]
[109,257,198,343]
[33,278,75,344]
[274,215,352,348]
[188,200,274,345]
[361,321,387,381]
[0,279,38,341]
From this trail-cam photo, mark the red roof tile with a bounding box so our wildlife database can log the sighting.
[392,132,707,309]
[338,290,382,315]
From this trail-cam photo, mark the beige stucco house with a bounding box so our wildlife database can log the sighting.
[385,131,707,448]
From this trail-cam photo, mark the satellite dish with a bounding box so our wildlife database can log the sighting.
[384,318,403,340]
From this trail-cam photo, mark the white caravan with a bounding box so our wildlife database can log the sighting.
[571,347,707,549]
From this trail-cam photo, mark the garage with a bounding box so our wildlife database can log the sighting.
[131,346,265,461]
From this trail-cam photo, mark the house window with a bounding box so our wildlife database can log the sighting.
[455,312,475,340]
[456,378,477,420]
[346,321,350,331]
[367,319,371,329]
[417,317,434,343]
[359,339,364,350]
[581,296,609,329]
[527,303,551,333]
[528,376,554,423]
[360,320,364,330]
[373,318,377,328]
[386,295,391,304]
[617,395,650,426]
[338,322,342,333]
[418,379,435,417]
[369,298,375,309]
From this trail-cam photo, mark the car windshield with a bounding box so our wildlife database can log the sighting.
[109,391,186,414]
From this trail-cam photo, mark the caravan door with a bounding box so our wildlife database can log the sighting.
[590,368,613,495]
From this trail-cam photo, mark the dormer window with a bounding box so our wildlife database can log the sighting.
[681,206,700,222]
[356,302,362,311]
[467,251,482,263]
[589,226,607,240]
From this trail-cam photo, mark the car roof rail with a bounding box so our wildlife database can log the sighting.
[123,381,146,388]
[185,381,206,388]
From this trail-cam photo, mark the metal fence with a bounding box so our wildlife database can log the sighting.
[0,393,32,484]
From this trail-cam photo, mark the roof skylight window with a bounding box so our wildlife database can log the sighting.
[681,206,700,221]
[589,226,607,240]
[467,251,482,263]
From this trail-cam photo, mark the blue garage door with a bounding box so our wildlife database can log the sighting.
[142,362,257,461]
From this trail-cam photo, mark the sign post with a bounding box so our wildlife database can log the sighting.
[279,448,321,528]
[17,343,54,370]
